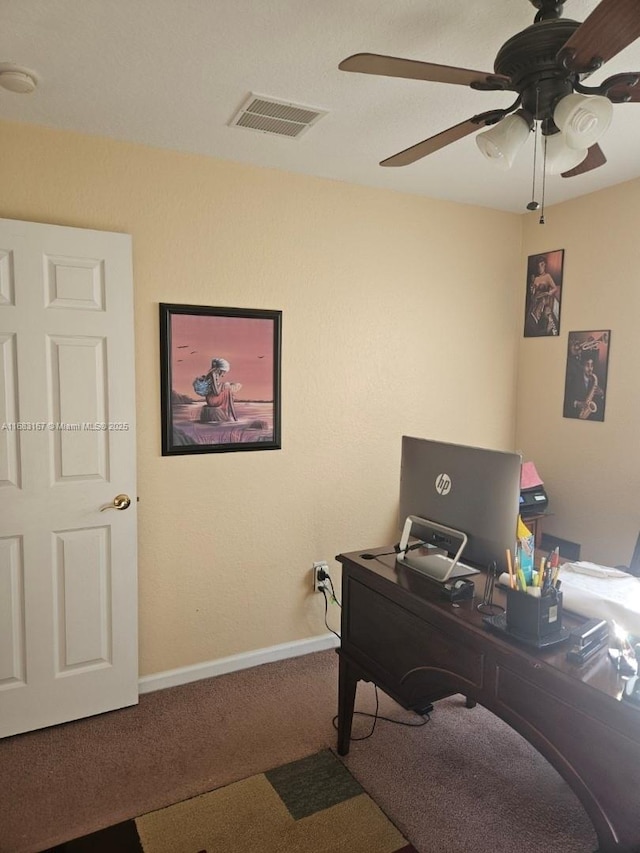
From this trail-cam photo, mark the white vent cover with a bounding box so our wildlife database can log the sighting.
[230,94,327,139]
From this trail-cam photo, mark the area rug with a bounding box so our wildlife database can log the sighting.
[46,750,417,853]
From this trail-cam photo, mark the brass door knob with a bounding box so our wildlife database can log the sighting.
[100,494,131,511]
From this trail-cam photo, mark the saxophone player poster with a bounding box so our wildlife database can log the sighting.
[524,249,564,337]
[563,331,611,421]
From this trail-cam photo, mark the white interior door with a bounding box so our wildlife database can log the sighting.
[0,217,138,738]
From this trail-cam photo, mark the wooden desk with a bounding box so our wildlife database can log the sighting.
[336,547,640,853]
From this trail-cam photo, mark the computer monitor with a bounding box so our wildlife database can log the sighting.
[399,436,522,574]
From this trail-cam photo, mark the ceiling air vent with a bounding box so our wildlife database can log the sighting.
[230,94,327,139]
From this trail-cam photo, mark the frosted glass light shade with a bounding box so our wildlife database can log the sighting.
[476,114,530,169]
[544,133,588,175]
[553,94,613,149]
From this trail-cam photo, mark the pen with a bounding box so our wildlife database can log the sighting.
[542,562,553,595]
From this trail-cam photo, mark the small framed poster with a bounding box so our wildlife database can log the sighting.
[524,249,564,337]
[562,330,611,422]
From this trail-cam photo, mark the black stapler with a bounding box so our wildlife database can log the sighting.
[566,618,609,665]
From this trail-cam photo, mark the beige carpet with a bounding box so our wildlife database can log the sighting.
[0,650,597,853]
[45,751,417,853]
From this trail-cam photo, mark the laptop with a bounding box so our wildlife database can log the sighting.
[397,515,480,582]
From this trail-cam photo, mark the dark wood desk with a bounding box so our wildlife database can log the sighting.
[336,547,640,853]
[521,511,549,548]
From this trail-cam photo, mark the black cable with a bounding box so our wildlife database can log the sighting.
[360,549,398,560]
[360,540,427,561]
[320,587,341,639]
[316,574,430,742]
[331,684,431,742]
[326,574,341,608]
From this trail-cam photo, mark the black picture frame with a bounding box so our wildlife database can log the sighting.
[160,303,282,455]
[562,330,611,422]
[524,249,564,337]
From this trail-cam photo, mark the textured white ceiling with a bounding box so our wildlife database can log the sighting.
[1,0,640,213]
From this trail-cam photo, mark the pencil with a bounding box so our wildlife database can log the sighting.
[506,548,515,589]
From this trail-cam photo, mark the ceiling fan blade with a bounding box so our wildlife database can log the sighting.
[559,0,640,72]
[380,111,506,167]
[339,53,511,89]
[561,144,607,178]
[600,72,640,102]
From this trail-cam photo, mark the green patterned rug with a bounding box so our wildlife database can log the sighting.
[47,750,417,853]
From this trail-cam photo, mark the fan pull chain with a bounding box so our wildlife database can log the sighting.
[527,88,541,213]
[539,133,548,225]
[526,122,539,211]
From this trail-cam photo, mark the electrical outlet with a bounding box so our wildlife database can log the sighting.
[313,561,329,593]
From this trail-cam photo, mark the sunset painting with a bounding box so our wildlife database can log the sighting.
[160,304,282,454]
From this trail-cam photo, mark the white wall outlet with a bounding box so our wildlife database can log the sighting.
[313,561,329,592]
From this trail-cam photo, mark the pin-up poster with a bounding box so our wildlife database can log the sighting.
[524,249,564,337]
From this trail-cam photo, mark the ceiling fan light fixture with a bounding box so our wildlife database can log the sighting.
[476,113,530,170]
[544,132,588,175]
[553,93,613,149]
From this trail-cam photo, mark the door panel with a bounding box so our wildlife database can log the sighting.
[0,536,25,685]
[0,334,20,487]
[54,525,111,671]
[0,217,138,738]
[48,335,109,481]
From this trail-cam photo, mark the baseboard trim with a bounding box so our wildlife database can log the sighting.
[138,633,340,694]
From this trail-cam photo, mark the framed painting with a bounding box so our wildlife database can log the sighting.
[562,330,611,422]
[160,303,282,455]
[523,249,564,337]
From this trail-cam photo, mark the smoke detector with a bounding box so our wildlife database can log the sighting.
[0,63,38,94]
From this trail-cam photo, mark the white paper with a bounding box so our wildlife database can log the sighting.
[559,563,640,636]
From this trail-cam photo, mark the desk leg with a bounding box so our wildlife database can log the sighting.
[337,654,358,756]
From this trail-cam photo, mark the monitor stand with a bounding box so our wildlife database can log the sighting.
[397,515,477,581]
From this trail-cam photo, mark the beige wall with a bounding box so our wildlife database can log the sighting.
[0,120,522,676]
[517,179,640,567]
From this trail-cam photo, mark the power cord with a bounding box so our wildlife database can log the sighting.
[320,586,341,640]
[325,573,341,607]
[331,684,432,742]
[316,568,431,742]
[360,540,427,561]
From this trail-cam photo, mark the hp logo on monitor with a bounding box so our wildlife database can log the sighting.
[435,473,452,496]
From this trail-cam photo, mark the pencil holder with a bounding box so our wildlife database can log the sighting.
[506,588,563,639]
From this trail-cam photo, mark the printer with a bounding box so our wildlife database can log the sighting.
[520,461,548,517]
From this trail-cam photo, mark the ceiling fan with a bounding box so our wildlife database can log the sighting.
[339,0,640,181]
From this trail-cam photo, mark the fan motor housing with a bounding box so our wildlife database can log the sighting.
[494,18,581,118]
